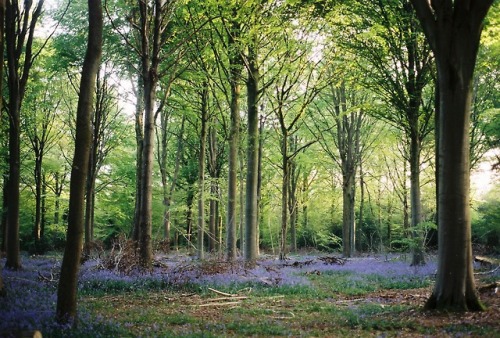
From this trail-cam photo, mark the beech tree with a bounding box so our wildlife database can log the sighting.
[340,0,434,265]
[4,0,44,270]
[410,0,495,311]
[23,85,62,251]
[313,81,375,257]
[0,0,5,297]
[57,0,103,323]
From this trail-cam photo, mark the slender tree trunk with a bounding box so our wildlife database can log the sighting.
[279,134,289,260]
[41,173,47,239]
[226,17,243,261]
[288,137,299,253]
[0,4,5,290]
[409,129,425,265]
[5,0,44,270]
[136,0,166,269]
[207,121,221,253]
[186,189,194,247]
[163,116,185,251]
[197,84,208,260]
[342,169,356,257]
[244,42,259,262]
[256,116,265,255]
[56,0,102,323]
[1,174,7,253]
[358,159,364,252]
[132,76,144,243]
[34,155,43,243]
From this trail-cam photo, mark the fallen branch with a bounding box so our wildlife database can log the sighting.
[474,265,500,275]
[208,287,236,297]
[209,296,248,302]
[197,301,242,307]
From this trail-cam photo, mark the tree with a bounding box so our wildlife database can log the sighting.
[4,0,44,270]
[0,0,5,297]
[56,0,103,323]
[84,65,124,255]
[313,81,375,257]
[23,83,62,251]
[266,23,324,259]
[223,6,244,262]
[341,0,434,265]
[125,0,182,269]
[410,0,495,311]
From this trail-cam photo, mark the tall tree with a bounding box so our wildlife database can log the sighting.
[342,0,435,265]
[410,0,494,311]
[267,26,323,259]
[4,0,44,270]
[225,7,244,261]
[56,0,103,323]
[135,0,178,269]
[23,85,61,251]
[0,0,5,297]
[84,65,124,254]
[197,81,209,259]
[313,81,374,257]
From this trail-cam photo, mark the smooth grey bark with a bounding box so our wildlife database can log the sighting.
[132,76,144,243]
[288,138,300,253]
[410,0,493,311]
[208,120,223,252]
[136,0,171,269]
[226,16,243,262]
[0,0,5,297]
[197,84,209,260]
[158,113,185,252]
[5,0,44,270]
[244,41,260,262]
[57,0,102,323]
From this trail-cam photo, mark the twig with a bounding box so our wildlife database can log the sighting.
[474,265,500,275]
[208,287,236,297]
[197,301,241,307]
[209,296,248,302]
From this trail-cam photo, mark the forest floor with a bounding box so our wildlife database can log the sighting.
[1,250,499,337]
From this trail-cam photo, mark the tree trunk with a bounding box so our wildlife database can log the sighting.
[256,116,265,255]
[136,0,167,270]
[279,134,289,260]
[226,17,243,261]
[244,42,259,262]
[56,0,102,323]
[5,0,44,270]
[132,75,144,243]
[158,114,183,252]
[425,63,482,311]
[40,173,47,239]
[289,137,299,253]
[0,0,5,256]
[197,84,208,260]
[410,0,493,311]
[34,154,43,243]
[409,129,425,265]
[186,189,194,247]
